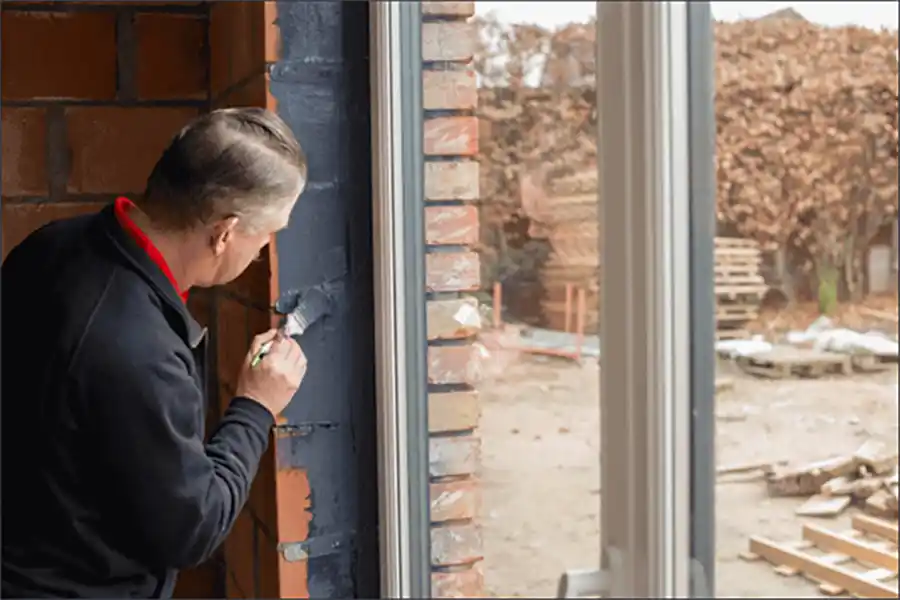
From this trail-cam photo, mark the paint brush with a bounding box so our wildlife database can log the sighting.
[250,285,335,368]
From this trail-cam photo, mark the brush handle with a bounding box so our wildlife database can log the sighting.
[250,340,275,368]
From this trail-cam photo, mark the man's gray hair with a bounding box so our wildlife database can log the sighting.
[140,107,307,233]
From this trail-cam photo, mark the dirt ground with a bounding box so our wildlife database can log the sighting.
[477,354,899,598]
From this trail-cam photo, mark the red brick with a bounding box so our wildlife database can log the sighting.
[225,569,247,599]
[430,435,480,478]
[135,13,207,100]
[431,522,483,567]
[256,527,281,598]
[278,553,309,599]
[213,73,272,109]
[224,510,255,599]
[422,22,477,62]
[1,107,48,197]
[421,1,476,17]
[263,2,280,63]
[209,2,267,95]
[428,345,483,385]
[423,117,479,156]
[1,11,117,101]
[432,564,485,598]
[1,202,103,260]
[172,561,219,599]
[66,107,198,194]
[223,249,273,303]
[216,296,249,388]
[423,70,477,111]
[425,252,480,292]
[248,305,277,339]
[428,391,480,433]
[430,479,479,522]
[427,298,481,340]
[248,443,277,541]
[425,161,479,201]
[275,466,312,543]
[425,205,479,246]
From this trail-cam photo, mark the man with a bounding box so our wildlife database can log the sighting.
[1,108,308,598]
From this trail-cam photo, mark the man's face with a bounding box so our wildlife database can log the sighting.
[199,197,297,287]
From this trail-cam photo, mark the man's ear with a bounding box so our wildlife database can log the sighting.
[210,216,239,256]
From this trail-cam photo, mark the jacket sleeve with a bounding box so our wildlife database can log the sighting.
[86,348,274,570]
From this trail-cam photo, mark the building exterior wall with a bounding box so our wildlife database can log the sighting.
[205,3,284,598]
[266,2,379,598]
[0,2,223,595]
[2,1,485,597]
[421,2,486,597]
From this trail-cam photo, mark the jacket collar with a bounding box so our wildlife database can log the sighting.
[95,204,207,349]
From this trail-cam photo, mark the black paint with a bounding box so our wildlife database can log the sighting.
[270,2,379,598]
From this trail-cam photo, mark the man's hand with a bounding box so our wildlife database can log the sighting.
[235,329,307,418]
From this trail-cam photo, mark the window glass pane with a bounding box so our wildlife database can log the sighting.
[423,2,602,597]
[710,3,899,597]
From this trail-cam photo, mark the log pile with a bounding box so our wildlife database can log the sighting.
[765,441,899,520]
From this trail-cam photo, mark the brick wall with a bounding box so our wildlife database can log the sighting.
[0,2,284,597]
[206,3,283,599]
[1,2,206,256]
[0,2,221,596]
[421,2,485,597]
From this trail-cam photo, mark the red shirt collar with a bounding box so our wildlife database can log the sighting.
[113,197,189,303]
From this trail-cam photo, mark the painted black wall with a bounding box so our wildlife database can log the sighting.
[270,3,379,597]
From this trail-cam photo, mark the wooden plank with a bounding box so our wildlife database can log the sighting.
[715,377,736,394]
[796,495,851,517]
[862,568,897,582]
[715,284,769,296]
[748,536,898,598]
[802,523,899,572]
[853,440,898,475]
[717,458,785,477]
[857,306,899,323]
[715,237,760,248]
[716,329,750,341]
[852,515,899,544]
[715,247,762,256]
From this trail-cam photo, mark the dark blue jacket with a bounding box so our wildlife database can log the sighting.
[1,204,273,598]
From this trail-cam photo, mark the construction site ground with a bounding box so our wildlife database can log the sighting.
[477,349,899,597]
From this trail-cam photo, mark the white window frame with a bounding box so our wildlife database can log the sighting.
[597,2,717,596]
[371,1,718,597]
[370,2,431,598]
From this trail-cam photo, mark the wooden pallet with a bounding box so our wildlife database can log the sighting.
[716,328,750,341]
[742,516,899,598]
[851,354,895,373]
[715,237,760,248]
[715,284,770,298]
[717,304,760,322]
[735,347,852,378]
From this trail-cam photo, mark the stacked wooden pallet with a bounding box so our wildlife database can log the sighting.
[715,237,768,340]
[521,170,601,334]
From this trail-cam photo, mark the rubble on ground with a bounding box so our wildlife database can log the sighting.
[763,440,899,520]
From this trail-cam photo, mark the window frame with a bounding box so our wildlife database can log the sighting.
[597,2,716,595]
[370,2,431,597]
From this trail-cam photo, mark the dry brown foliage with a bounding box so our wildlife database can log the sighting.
[475,13,899,301]
[715,18,898,299]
